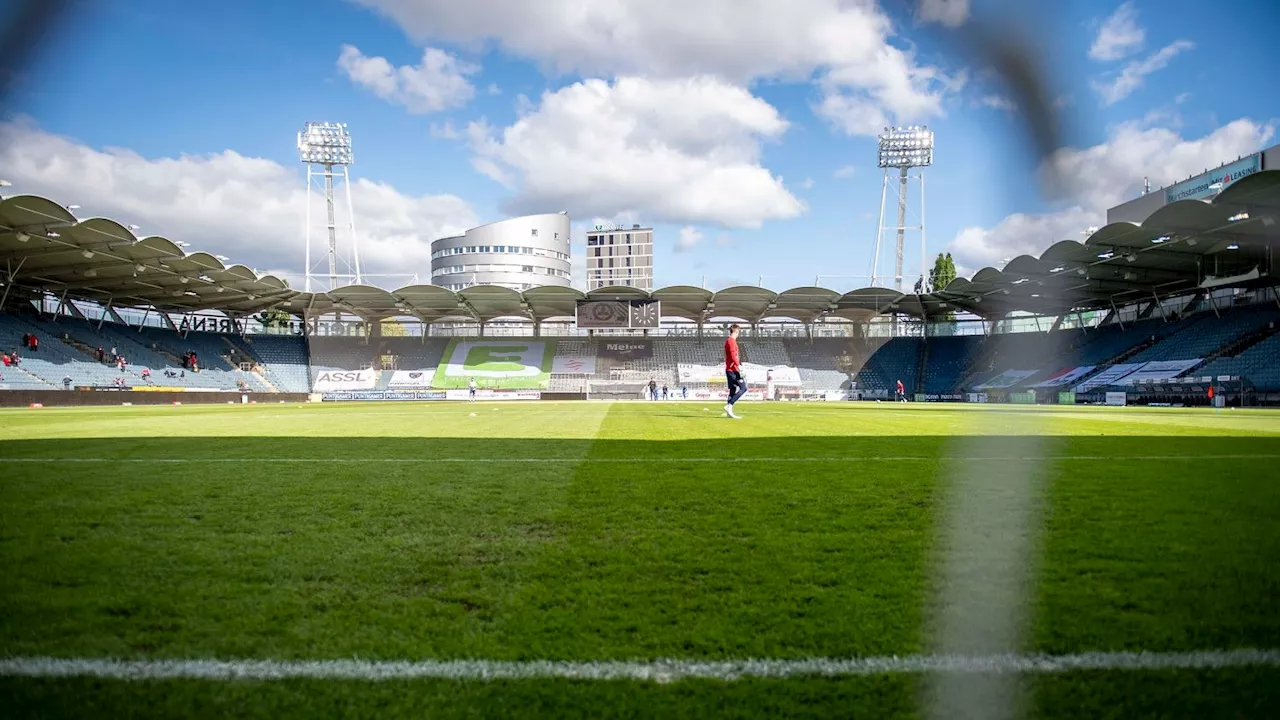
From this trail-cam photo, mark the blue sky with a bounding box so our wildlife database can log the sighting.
[2,0,1277,291]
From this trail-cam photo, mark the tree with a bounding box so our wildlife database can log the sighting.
[380,319,410,337]
[929,252,957,293]
[254,308,293,330]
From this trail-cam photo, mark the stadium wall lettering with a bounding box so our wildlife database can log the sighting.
[912,393,965,402]
[598,340,652,360]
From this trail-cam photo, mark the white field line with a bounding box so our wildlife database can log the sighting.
[1,454,1277,464]
[1,650,1278,682]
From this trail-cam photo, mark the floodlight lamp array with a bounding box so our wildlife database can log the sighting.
[297,122,353,165]
[877,125,934,168]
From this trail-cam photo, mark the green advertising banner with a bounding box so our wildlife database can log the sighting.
[1058,391,1077,405]
[1009,391,1037,405]
[432,339,553,389]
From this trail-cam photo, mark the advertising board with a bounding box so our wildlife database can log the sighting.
[1165,153,1262,203]
[313,369,377,391]
[433,340,551,389]
[1104,391,1127,406]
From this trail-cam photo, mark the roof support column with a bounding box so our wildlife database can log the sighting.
[479,321,485,338]
[1048,315,1064,333]
[53,290,69,322]
[97,298,113,331]
[1151,291,1168,322]
[0,256,26,312]
[1109,298,1125,330]
[1208,291,1220,318]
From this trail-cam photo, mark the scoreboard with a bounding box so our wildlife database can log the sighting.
[576,299,661,329]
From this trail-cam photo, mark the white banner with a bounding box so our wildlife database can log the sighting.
[442,340,547,379]
[967,392,989,404]
[1032,366,1096,388]
[1075,363,1144,392]
[1119,359,1202,385]
[677,362,801,386]
[387,370,433,387]
[1105,391,1127,406]
[974,369,1039,389]
[444,389,542,401]
[313,369,377,391]
[552,355,597,375]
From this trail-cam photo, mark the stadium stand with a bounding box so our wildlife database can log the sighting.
[920,335,983,394]
[6,298,1280,398]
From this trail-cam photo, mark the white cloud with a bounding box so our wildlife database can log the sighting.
[675,226,704,252]
[1092,40,1194,106]
[800,177,815,190]
[0,119,478,286]
[487,83,502,95]
[948,118,1274,273]
[1089,2,1145,62]
[337,44,478,114]
[352,0,958,137]
[833,165,856,179]
[1174,92,1191,105]
[465,76,805,228]
[917,0,971,28]
[979,94,1016,112]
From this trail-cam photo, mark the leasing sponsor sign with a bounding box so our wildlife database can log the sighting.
[1165,153,1262,203]
[313,369,377,391]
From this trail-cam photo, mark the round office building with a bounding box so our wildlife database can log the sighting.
[430,213,572,292]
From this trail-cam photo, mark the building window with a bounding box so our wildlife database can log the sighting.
[522,266,533,273]
[626,234,631,241]
[531,228,538,237]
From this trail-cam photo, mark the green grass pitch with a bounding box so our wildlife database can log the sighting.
[2,401,1279,717]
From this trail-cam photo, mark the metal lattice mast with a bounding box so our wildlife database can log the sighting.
[298,122,361,292]
[871,126,934,292]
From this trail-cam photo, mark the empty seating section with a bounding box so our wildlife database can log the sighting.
[230,335,311,393]
[4,302,1279,396]
[922,336,982,393]
[1124,306,1279,366]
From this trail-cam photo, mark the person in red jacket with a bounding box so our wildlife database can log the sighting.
[723,324,747,419]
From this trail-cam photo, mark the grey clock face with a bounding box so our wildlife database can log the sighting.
[631,301,659,328]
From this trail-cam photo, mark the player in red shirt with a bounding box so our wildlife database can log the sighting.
[896,378,906,402]
[724,324,746,419]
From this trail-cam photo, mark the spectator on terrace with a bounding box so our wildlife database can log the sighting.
[1,353,11,367]
[63,376,72,390]
[28,334,37,352]
[9,350,18,365]
[96,346,105,362]
[662,385,669,400]
[141,368,152,384]
[116,356,126,371]
[21,333,29,348]
[110,346,117,361]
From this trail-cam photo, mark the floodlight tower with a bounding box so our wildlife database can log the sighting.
[871,126,933,292]
[298,122,362,292]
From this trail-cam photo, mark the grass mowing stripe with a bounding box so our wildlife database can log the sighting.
[3,455,1279,463]
[3,651,1279,682]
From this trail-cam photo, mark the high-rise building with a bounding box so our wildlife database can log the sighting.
[430,213,572,292]
[586,224,654,290]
